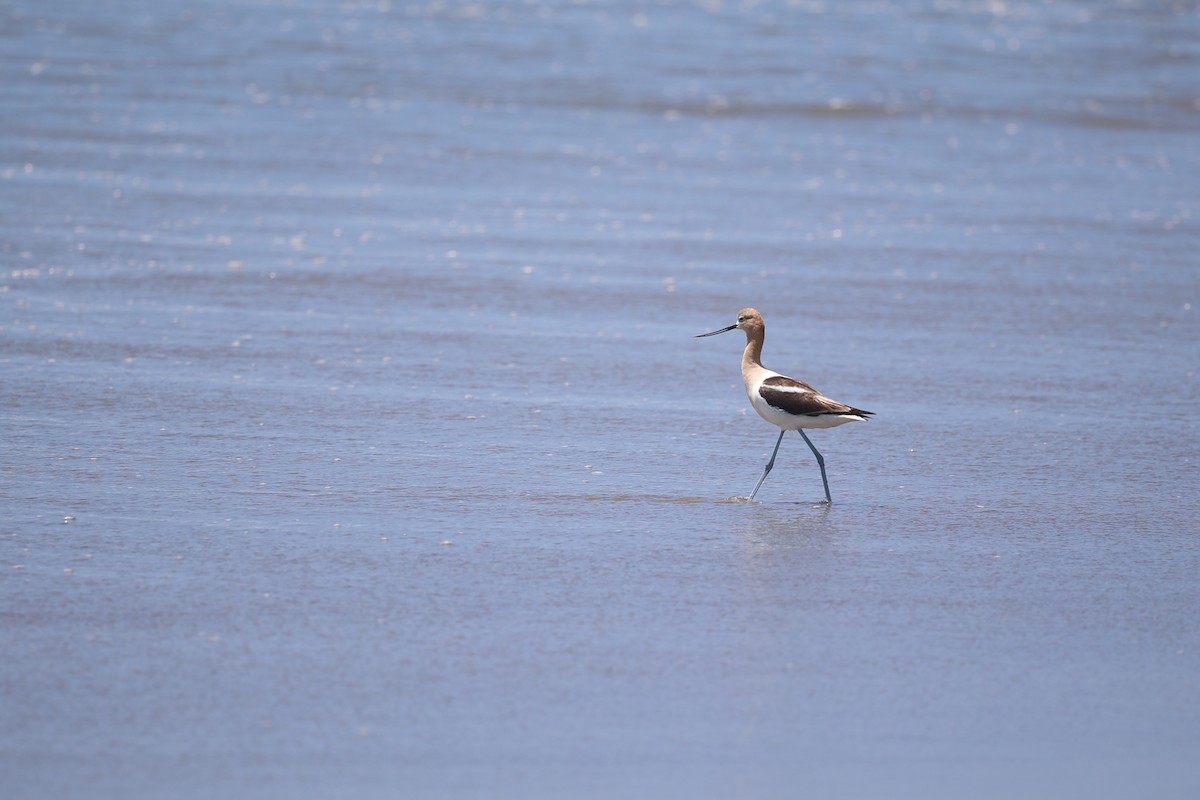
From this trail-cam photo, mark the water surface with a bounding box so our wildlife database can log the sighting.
[2,1,1199,798]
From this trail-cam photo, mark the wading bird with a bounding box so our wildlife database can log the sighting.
[696,308,872,503]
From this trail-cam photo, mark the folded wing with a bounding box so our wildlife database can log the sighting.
[759,375,873,418]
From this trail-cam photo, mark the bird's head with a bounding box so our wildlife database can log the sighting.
[695,307,764,339]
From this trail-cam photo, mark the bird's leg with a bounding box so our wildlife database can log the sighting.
[797,429,832,503]
[749,429,786,500]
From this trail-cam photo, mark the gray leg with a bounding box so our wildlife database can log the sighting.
[749,429,786,500]
[797,429,832,503]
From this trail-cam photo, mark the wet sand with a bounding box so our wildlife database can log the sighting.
[3,1,1199,797]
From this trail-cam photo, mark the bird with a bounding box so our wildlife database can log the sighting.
[696,307,872,503]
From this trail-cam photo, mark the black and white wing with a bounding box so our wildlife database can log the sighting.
[759,375,873,419]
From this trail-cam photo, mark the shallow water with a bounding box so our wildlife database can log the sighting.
[3,1,1199,798]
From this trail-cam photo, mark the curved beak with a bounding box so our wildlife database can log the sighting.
[695,323,738,338]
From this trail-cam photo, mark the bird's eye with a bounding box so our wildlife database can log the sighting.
[737,316,746,322]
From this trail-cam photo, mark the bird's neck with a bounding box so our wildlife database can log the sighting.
[741,334,764,372]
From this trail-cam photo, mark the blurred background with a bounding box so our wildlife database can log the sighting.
[2,1,1198,798]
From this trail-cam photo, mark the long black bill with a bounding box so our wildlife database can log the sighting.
[695,323,738,338]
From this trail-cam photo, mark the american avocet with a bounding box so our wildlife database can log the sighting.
[696,308,872,503]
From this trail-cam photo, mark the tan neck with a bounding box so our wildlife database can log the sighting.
[741,335,763,370]
[740,327,766,383]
